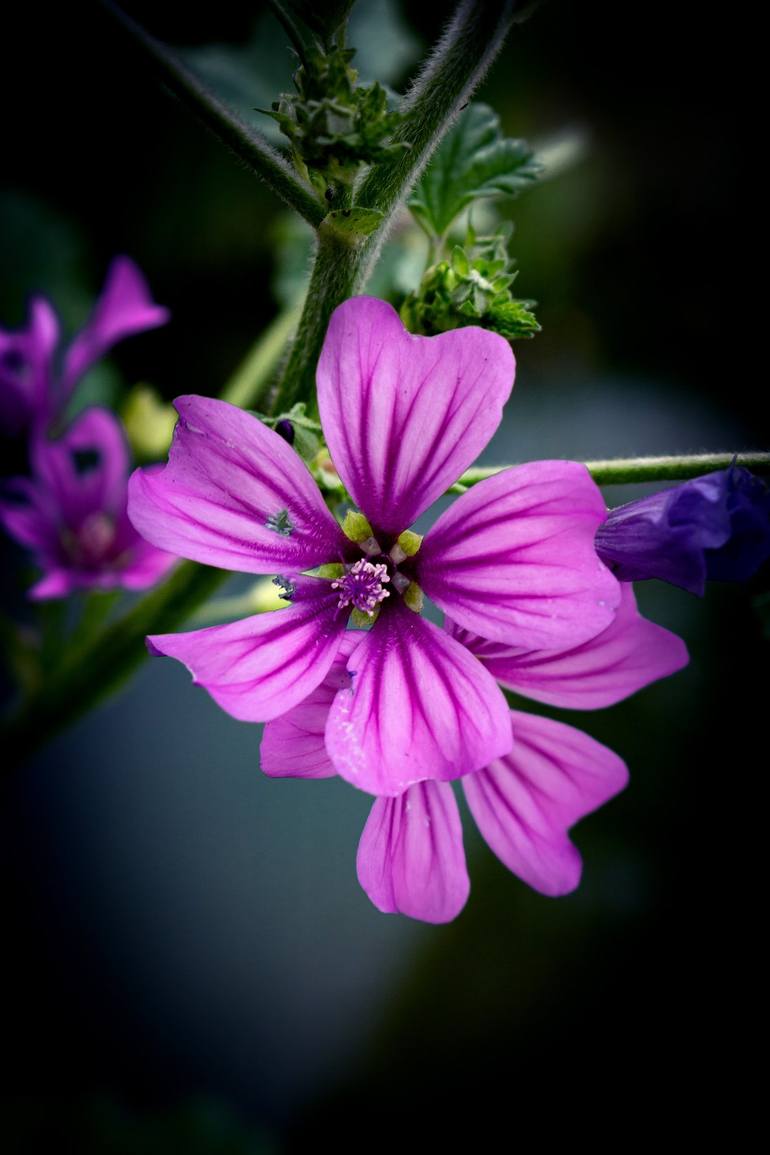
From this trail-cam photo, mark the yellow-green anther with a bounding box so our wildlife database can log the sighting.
[342,510,375,543]
[315,563,345,579]
[390,530,423,564]
[403,582,424,613]
[351,606,381,628]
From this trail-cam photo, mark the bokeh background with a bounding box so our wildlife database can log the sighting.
[2,1,766,1149]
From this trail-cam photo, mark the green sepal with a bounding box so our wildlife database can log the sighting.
[341,510,374,542]
[396,530,422,557]
[315,563,345,579]
[320,207,384,242]
[403,582,424,613]
[351,607,380,628]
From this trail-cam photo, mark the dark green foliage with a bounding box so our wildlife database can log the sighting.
[409,103,542,239]
[400,225,540,343]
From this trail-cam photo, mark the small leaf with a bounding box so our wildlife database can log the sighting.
[320,207,384,241]
[451,246,470,276]
[409,103,543,238]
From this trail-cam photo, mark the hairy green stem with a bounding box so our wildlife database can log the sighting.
[2,0,520,764]
[272,0,517,410]
[450,452,770,493]
[102,2,325,227]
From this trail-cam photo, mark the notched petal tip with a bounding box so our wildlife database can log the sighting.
[317,295,515,533]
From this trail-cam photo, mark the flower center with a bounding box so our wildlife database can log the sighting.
[332,559,390,615]
[61,513,117,568]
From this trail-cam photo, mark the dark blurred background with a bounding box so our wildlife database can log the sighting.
[1,2,766,1150]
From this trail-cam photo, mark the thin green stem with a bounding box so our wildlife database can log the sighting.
[272,0,517,410]
[450,452,770,493]
[102,2,325,228]
[271,227,363,413]
[221,301,302,409]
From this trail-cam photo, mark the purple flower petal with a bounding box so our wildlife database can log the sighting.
[31,407,130,524]
[448,583,689,710]
[2,408,176,599]
[147,577,347,722]
[0,476,55,551]
[325,600,513,796]
[128,395,349,574]
[0,297,59,436]
[62,256,169,395]
[317,296,514,534]
[463,710,629,896]
[357,780,470,923]
[29,570,75,600]
[595,467,770,594]
[418,460,621,647]
[260,633,363,778]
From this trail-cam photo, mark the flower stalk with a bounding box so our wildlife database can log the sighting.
[451,452,770,493]
[272,0,519,410]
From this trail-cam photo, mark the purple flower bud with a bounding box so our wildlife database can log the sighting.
[595,466,770,594]
[275,419,295,445]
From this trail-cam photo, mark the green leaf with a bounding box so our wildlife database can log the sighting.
[409,103,542,238]
[320,207,384,241]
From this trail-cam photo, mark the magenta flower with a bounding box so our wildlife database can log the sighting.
[262,585,688,922]
[0,256,168,439]
[0,407,176,599]
[129,296,621,795]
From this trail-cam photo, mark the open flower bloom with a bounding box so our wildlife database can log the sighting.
[261,584,688,922]
[0,256,168,439]
[129,296,622,796]
[596,466,770,594]
[0,408,176,599]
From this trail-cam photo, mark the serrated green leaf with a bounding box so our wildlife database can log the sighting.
[409,103,543,238]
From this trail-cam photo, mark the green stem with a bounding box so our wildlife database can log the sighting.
[272,0,517,412]
[2,0,520,764]
[102,2,325,228]
[3,563,227,770]
[271,226,364,413]
[450,452,770,493]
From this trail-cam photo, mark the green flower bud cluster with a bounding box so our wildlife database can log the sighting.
[265,42,405,197]
[400,224,540,344]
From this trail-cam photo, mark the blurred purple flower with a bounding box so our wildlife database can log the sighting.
[0,408,175,599]
[596,466,770,594]
[128,296,621,797]
[0,256,168,439]
[261,585,688,922]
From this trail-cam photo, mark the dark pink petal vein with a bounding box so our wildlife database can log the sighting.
[147,577,347,722]
[325,600,513,796]
[418,460,621,648]
[463,710,629,896]
[128,395,348,574]
[357,780,470,923]
[448,583,689,709]
[317,296,514,534]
